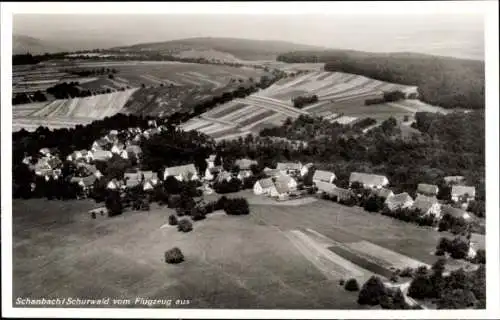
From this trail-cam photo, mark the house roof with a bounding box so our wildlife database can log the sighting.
[315,180,337,193]
[47,157,62,168]
[374,188,394,199]
[126,179,141,188]
[386,192,413,206]
[93,150,113,160]
[415,194,438,204]
[444,176,465,184]
[125,172,142,181]
[349,172,388,186]
[264,168,281,177]
[257,177,275,188]
[313,170,336,183]
[274,180,290,195]
[412,197,438,213]
[234,158,257,170]
[141,171,157,180]
[451,185,476,198]
[441,205,469,219]
[165,164,197,177]
[71,175,96,187]
[275,174,295,185]
[417,183,439,195]
[276,162,301,171]
[207,154,216,162]
[126,145,142,154]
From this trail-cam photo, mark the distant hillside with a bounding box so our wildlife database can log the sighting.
[113,37,329,61]
[13,35,67,55]
[277,50,485,110]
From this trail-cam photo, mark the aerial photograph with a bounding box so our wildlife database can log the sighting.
[4,1,495,315]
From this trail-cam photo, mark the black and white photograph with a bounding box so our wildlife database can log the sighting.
[1,1,499,318]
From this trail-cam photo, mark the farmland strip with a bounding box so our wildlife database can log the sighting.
[208,102,246,118]
[236,110,275,127]
[219,105,259,122]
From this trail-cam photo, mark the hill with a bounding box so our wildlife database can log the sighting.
[112,37,329,61]
[13,34,67,55]
[277,50,485,110]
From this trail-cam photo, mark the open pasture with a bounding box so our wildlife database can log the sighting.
[12,199,361,309]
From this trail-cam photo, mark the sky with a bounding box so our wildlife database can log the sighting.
[13,14,484,60]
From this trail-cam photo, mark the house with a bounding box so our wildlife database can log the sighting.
[106,179,123,190]
[126,145,142,159]
[349,172,389,189]
[444,176,466,186]
[385,193,414,211]
[234,158,257,170]
[275,174,298,191]
[451,185,476,203]
[312,170,336,184]
[215,171,233,183]
[22,156,33,166]
[204,166,221,181]
[330,187,354,202]
[412,196,441,217]
[148,119,158,128]
[206,154,217,169]
[163,164,199,181]
[263,167,281,177]
[78,163,103,179]
[89,206,108,217]
[315,180,337,194]
[111,142,125,155]
[441,205,471,220]
[270,179,291,198]
[93,150,113,162]
[253,178,275,195]
[373,188,394,200]
[109,129,119,136]
[276,162,302,176]
[47,157,62,169]
[300,163,315,178]
[124,172,142,188]
[237,170,253,180]
[143,172,160,191]
[417,183,439,196]
[70,175,97,192]
[91,138,111,152]
[39,148,51,157]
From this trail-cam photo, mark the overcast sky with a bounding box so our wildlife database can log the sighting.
[13,14,484,59]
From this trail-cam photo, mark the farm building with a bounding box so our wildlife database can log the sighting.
[312,170,336,184]
[215,171,233,183]
[276,162,302,176]
[441,205,471,220]
[91,138,112,152]
[330,187,354,202]
[444,176,466,185]
[275,174,298,191]
[126,145,142,158]
[253,178,275,195]
[39,148,51,157]
[163,164,199,181]
[111,142,126,155]
[373,188,394,200]
[93,150,113,162]
[237,170,253,180]
[411,196,441,217]
[67,150,93,162]
[385,192,414,211]
[315,180,337,194]
[141,171,158,182]
[70,175,97,192]
[124,172,143,188]
[270,180,291,199]
[451,185,476,203]
[234,158,258,170]
[349,172,389,189]
[204,166,222,181]
[263,167,282,177]
[106,179,124,190]
[417,183,439,196]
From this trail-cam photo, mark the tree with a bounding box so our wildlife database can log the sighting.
[168,214,178,226]
[105,190,123,217]
[408,275,433,299]
[437,289,477,309]
[223,198,250,215]
[432,258,447,276]
[449,237,470,259]
[474,249,485,264]
[357,276,387,305]
[344,278,360,291]
[164,247,184,264]
[177,218,193,232]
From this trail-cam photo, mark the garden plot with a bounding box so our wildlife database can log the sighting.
[345,240,430,270]
[285,230,371,283]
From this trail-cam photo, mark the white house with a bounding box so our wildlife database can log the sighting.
[412,195,441,218]
[312,170,336,184]
[385,193,414,211]
[163,164,199,181]
[206,154,217,169]
[451,185,476,204]
[93,150,113,162]
[275,174,298,191]
[111,143,125,155]
[349,172,389,189]
[276,162,302,176]
[253,178,275,195]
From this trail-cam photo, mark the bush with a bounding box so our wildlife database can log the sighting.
[177,218,193,232]
[168,214,178,226]
[223,198,250,215]
[474,249,485,264]
[339,279,345,286]
[164,247,184,264]
[344,278,360,291]
[215,196,228,210]
[399,267,414,278]
[357,276,387,305]
[191,207,206,221]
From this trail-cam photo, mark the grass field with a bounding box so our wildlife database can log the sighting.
[12,193,483,308]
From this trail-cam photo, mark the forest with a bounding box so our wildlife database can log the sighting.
[276,50,484,110]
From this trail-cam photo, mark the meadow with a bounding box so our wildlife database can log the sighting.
[12,194,482,308]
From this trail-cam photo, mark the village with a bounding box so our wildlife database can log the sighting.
[21,118,481,260]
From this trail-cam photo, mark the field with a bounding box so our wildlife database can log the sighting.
[180,70,451,140]
[12,194,483,308]
[12,89,138,132]
[12,61,268,131]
